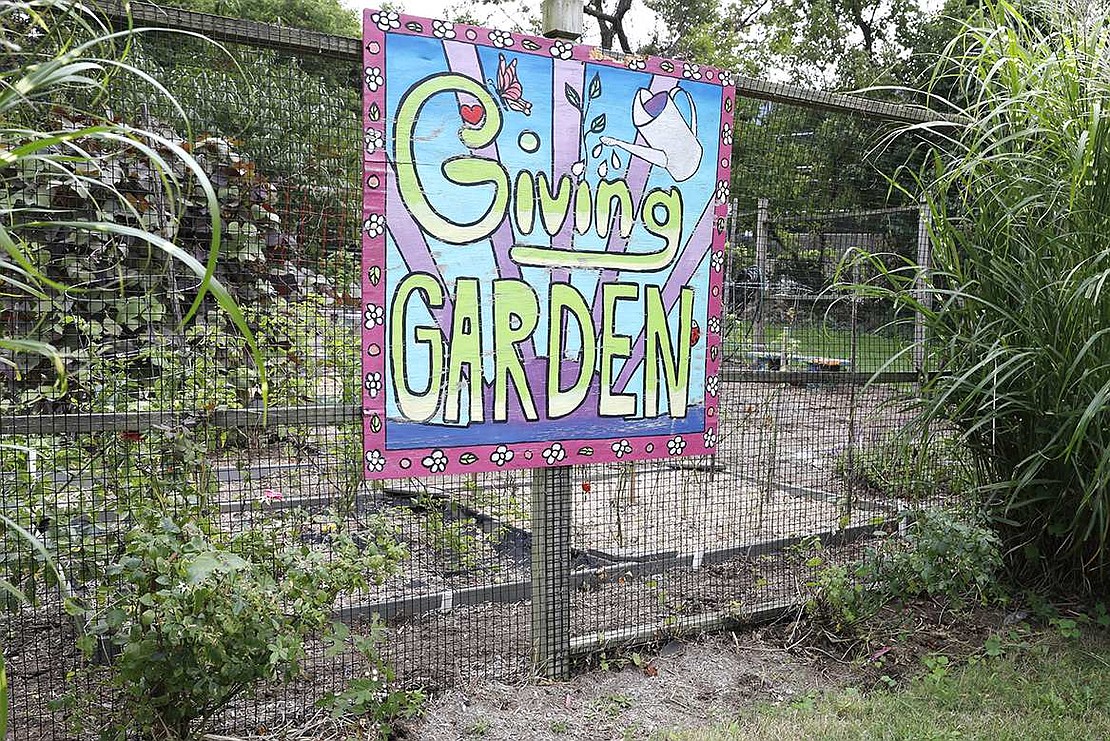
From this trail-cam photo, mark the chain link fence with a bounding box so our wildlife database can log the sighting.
[0,3,952,736]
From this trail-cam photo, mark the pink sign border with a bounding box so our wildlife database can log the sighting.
[361,9,736,479]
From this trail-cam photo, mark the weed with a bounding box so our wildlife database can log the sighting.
[594,693,634,718]
[465,718,491,736]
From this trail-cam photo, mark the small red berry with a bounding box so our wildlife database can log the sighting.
[690,320,701,346]
[581,482,591,493]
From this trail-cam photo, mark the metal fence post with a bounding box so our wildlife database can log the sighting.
[754,197,770,349]
[913,194,933,373]
[531,466,572,679]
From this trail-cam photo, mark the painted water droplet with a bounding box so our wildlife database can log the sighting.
[518,130,540,153]
[611,152,621,168]
[597,161,608,178]
[571,161,585,177]
[592,143,603,158]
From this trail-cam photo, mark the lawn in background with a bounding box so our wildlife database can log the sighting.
[724,321,913,374]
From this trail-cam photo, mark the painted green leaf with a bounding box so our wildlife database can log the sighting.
[589,114,606,134]
[370,414,382,434]
[521,39,541,51]
[577,446,594,456]
[405,21,423,32]
[458,452,478,465]
[368,265,382,285]
[588,72,601,99]
[565,83,582,111]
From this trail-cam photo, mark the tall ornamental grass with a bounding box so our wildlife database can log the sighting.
[856,0,1110,583]
[1,0,260,383]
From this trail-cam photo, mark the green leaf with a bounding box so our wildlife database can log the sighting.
[186,551,250,584]
[565,82,582,111]
[588,72,601,99]
[589,114,607,134]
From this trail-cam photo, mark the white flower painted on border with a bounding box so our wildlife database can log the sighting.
[365,449,385,472]
[711,250,725,273]
[490,445,515,467]
[364,303,384,328]
[364,127,384,154]
[489,29,514,48]
[432,19,456,39]
[422,449,448,473]
[667,435,687,456]
[550,40,573,60]
[611,439,633,458]
[706,375,720,397]
[370,10,400,31]
[626,57,646,71]
[682,63,702,80]
[715,180,730,204]
[364,372,383,397]
[721,123,733,146]
[708,316,721,335]
[363,213,385,237]
[718,70,734,86]
[542,442,567,465]
[704,427,717,449]
[364,66,384,92]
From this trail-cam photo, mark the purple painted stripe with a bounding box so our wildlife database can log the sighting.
[613,197,716,393]
[590,75,678,325]
[549,59,582,287]
[442,39,537,377]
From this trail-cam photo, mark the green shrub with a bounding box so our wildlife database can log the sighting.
[874,509,1003,605]
[806,509,1003,632]
[65,508,408,739]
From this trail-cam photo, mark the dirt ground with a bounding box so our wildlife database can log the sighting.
[403,600,1012,741]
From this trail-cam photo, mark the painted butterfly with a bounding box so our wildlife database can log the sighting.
[490,53,532,116]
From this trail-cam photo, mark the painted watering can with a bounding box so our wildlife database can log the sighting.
[601,87,703,182]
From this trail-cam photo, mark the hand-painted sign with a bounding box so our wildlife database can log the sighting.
[361,9,734,478]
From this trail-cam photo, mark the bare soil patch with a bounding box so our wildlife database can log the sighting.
[407,600,1015,741]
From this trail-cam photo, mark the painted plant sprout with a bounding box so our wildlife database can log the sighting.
[361,11,735,478]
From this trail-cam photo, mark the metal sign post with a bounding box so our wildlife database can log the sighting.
[532,0,581,682]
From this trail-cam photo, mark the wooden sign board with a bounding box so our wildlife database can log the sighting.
[361,9,735,478]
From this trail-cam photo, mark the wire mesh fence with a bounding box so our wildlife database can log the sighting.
[0,4,955,737]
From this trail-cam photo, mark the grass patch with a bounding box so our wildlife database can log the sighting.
[662,632,1110,740]
[725,322,912,373]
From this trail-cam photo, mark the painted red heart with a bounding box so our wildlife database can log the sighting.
[460,104,484,125]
